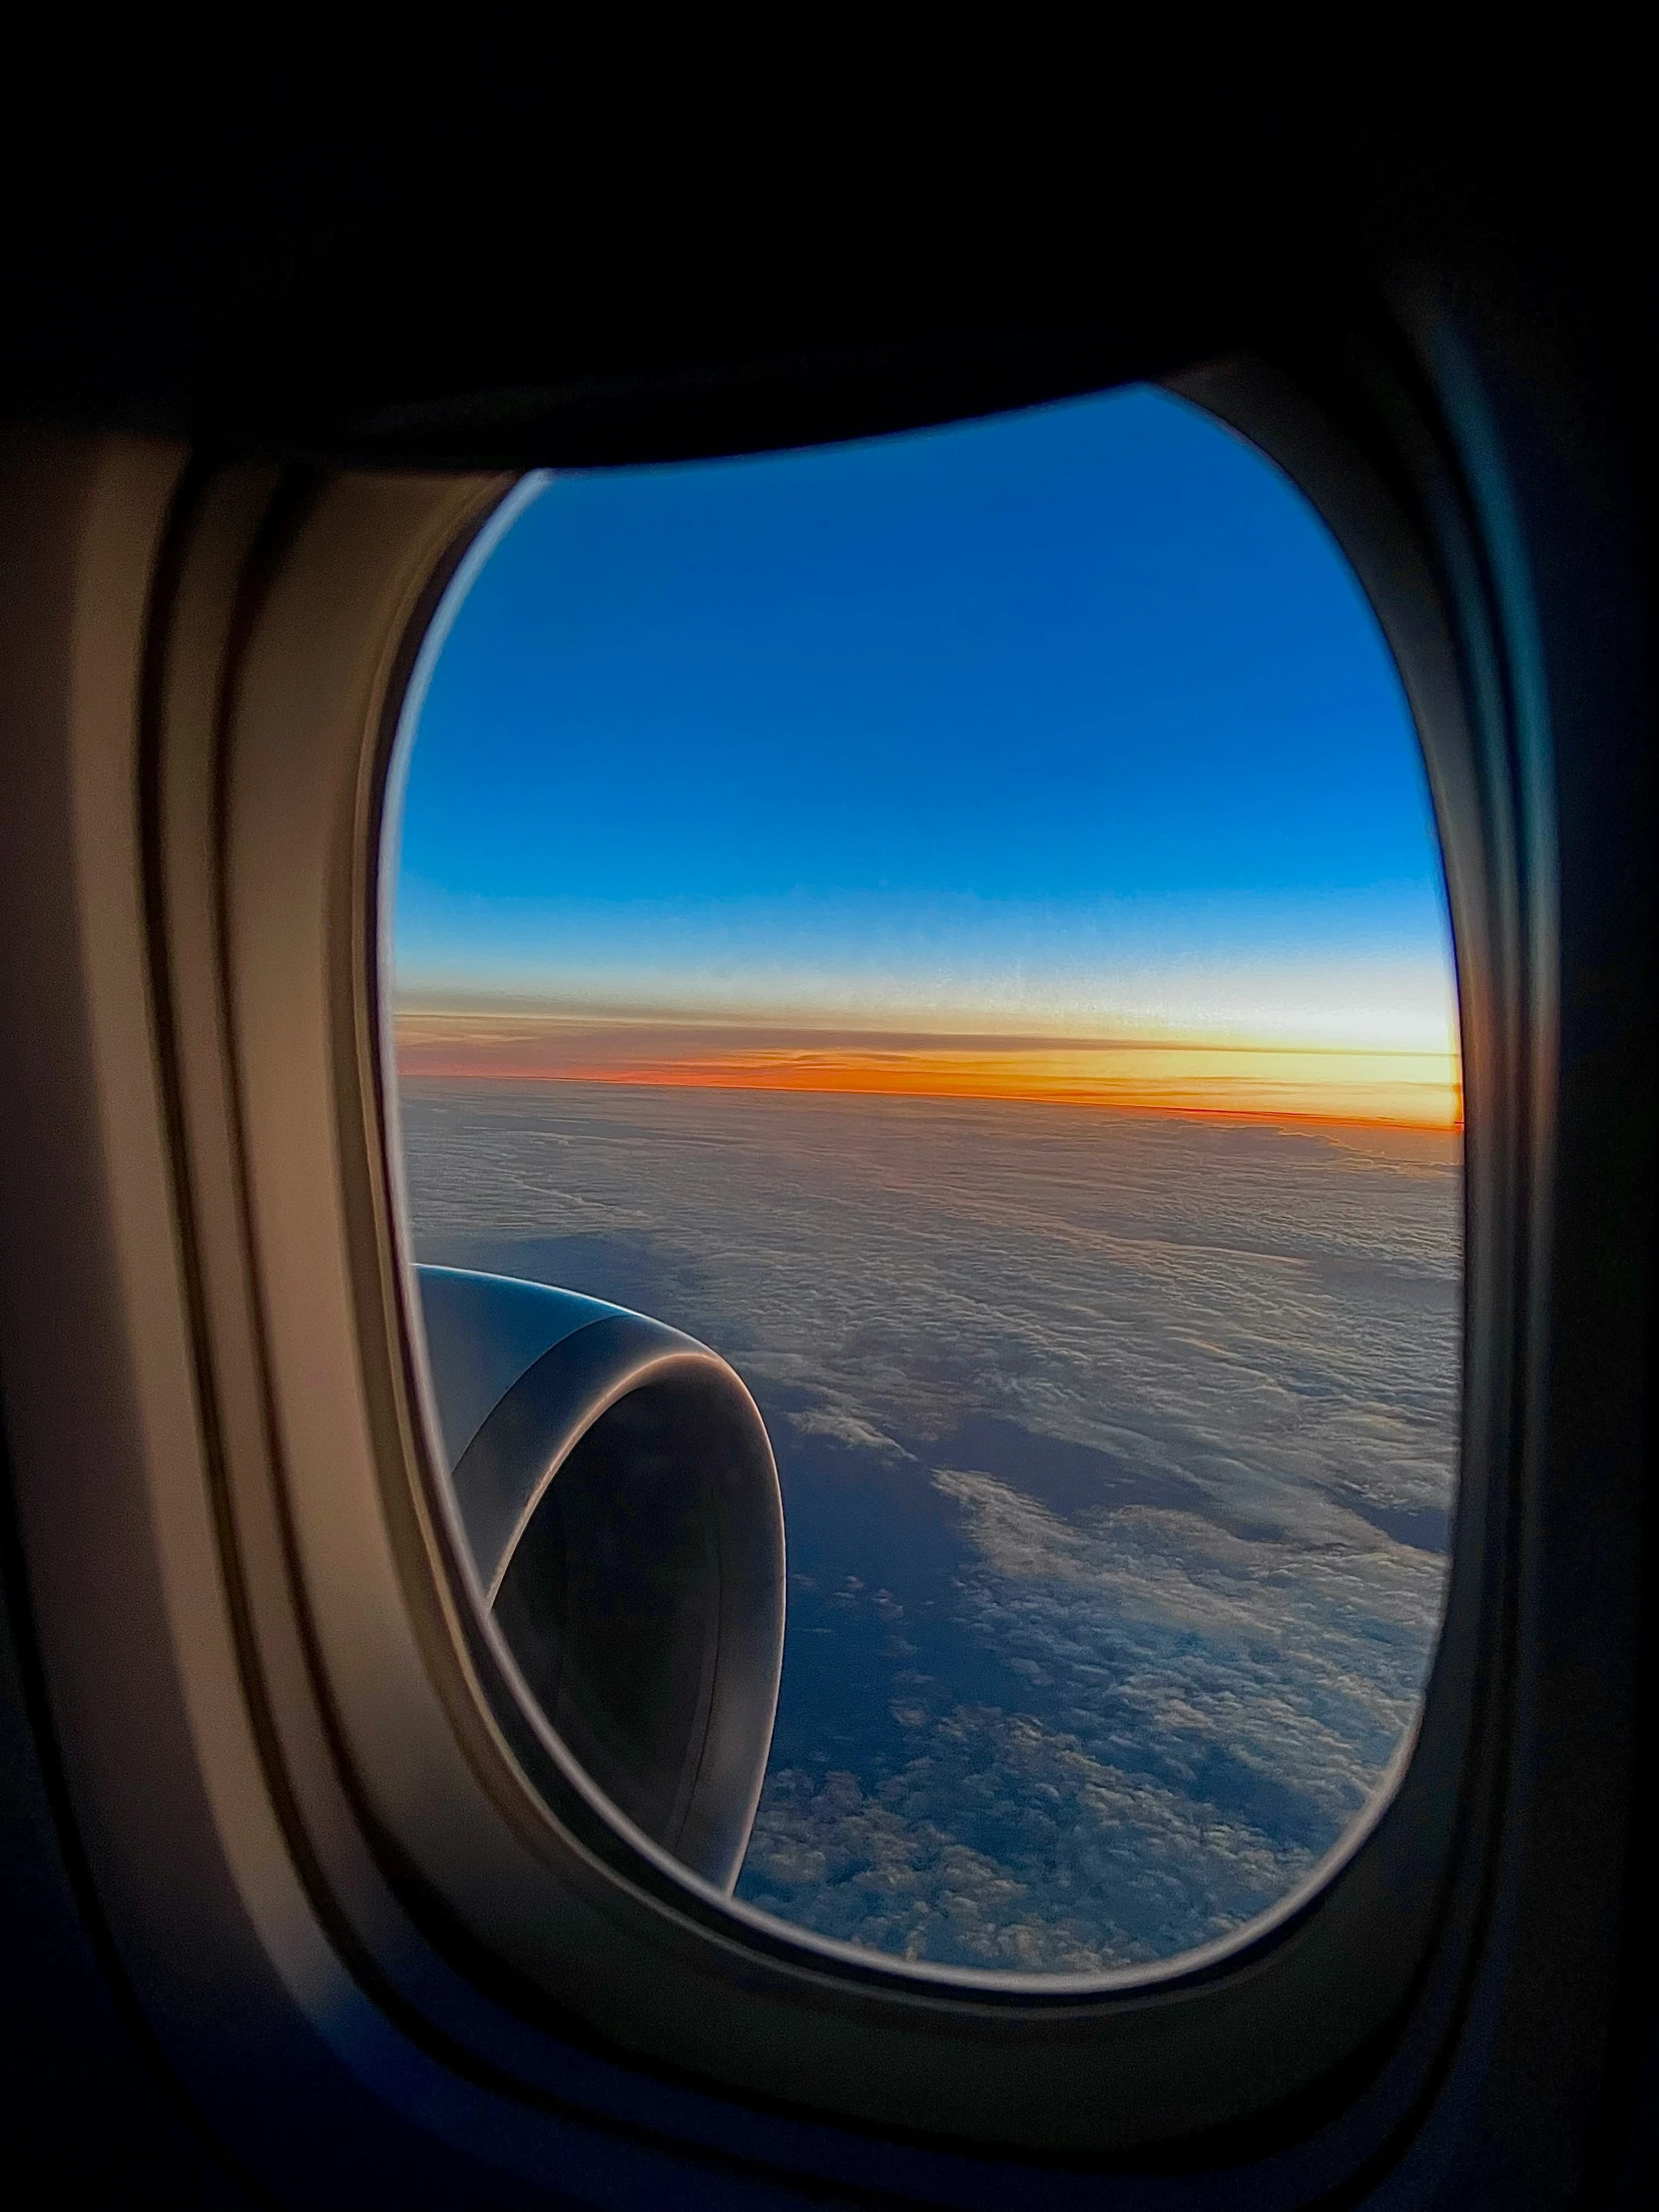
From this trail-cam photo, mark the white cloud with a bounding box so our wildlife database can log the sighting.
[401,1079,1459,1969]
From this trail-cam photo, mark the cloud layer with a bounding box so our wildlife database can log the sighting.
[400,1079,1460,1971]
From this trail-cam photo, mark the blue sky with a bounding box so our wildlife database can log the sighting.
[391,385,1454,1051]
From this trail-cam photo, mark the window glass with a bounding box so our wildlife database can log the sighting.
[387,387,1461,1975]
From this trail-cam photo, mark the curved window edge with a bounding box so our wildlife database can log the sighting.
[124,341,1543,2171]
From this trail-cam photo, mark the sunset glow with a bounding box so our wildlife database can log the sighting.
[390,385,1461,1141]
[395,1011,1462,1129]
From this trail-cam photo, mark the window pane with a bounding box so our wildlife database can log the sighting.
[388,386,1461,1975]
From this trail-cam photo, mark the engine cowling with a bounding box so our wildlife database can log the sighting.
[415,1265,785,1894]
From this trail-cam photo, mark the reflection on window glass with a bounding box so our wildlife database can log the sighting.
[389,387,1461,1974]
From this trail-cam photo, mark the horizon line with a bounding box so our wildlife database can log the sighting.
[390,1001,1460,1061]
[393,1019,1463,1134]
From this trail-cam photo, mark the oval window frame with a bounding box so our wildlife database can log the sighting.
[152,349,1538,2164]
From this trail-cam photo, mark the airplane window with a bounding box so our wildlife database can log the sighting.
[384,386,1462,1976]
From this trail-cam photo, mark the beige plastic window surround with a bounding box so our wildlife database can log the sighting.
[3,356,1531,2161]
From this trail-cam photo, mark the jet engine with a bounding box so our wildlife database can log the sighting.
[414,1265,785,1894]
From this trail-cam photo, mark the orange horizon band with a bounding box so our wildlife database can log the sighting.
[393,1042,1464,1133]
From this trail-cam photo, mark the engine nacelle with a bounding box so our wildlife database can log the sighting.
[414,1265,785,1894]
